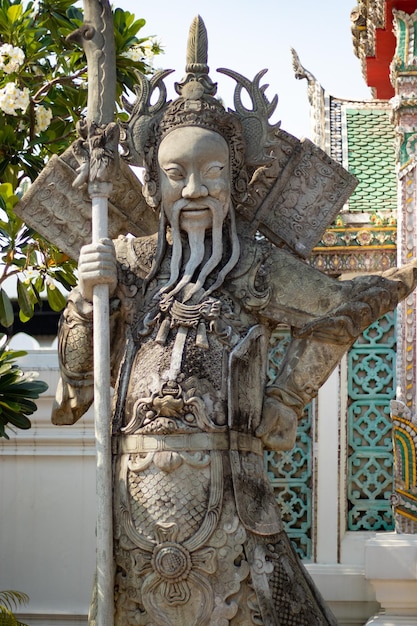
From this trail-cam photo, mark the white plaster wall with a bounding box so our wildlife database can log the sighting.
[0,351,95,624]
[311,365,380,625]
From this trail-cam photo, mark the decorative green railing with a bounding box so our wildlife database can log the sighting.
[266,313,397,558]
[347,312,396,530]
[265,405,313,559]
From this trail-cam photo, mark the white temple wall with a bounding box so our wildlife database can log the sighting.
[0,351,96,625]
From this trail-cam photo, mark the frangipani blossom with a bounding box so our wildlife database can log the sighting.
[0,82,29,115]
[35,105,52,133]
[0,43,25,74]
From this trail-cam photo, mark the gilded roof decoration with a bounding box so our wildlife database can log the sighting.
[310,250,396,274]
[351,0,389,96]
[315,225,396,250]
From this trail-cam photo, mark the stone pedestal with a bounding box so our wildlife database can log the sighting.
[364,534,417,625]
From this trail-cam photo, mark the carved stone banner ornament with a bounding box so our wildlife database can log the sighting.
[17,13,417,626]
[16,148,158,259]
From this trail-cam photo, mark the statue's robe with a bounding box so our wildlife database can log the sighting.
[53,232,417,625]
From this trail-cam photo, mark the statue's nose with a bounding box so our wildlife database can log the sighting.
[182,173,208,198]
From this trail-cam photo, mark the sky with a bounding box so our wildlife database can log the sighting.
[118,0,372,140]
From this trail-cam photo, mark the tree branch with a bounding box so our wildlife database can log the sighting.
[32,67,87,102]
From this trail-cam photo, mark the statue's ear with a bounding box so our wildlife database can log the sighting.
[142,175,161,210]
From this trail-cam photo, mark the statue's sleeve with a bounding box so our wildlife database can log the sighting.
[51,289,94,425]
[262,248,417,417]
[51,288,121,425]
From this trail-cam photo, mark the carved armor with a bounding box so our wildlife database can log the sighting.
[107,238,336,625]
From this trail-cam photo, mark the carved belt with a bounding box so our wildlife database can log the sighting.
[112,431,263,456]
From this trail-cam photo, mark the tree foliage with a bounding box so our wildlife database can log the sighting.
[0,589,29,625]
[0,334,48,439]
[0,0,161,325]
[0,0,161,437]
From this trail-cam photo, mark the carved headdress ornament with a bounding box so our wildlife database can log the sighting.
[121,15,281,207]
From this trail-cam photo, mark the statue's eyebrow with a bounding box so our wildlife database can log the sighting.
[160,161,184,170]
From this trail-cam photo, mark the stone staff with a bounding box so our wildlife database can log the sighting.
[67,2,118,624]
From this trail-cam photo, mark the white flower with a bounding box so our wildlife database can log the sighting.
[0,43,25,74]
[122,45,143,62]
[23,267,40,285]
[22,371,41,382]
[0,82,29,115]
[122,37,160,67]
[16,176,31,198]
[142,37,160,66]
[34,105,52,133]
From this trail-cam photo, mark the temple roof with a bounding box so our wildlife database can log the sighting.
[345,107,396,213]
[352,0,417,98]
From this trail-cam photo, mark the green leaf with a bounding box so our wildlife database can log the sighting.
[0,289,14,328]
[0,183,19,213]
[0,604,19,624]
[1,410,31,430]
[7,4,22,23]
[46,283,66,311]
[17,279,35,321]
[0,589,29,612]
[0,339,48,438]
[52,267,77,291]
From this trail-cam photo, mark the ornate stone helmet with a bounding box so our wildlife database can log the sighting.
[120,15,281,208]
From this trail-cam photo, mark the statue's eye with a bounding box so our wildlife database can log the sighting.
[164,167,184,180]
[205,164,224,178]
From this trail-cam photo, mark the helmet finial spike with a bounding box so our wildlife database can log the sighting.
[186,15,208,74]
[175,15,217,97]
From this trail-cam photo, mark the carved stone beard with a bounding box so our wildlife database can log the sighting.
[158,196,240,303]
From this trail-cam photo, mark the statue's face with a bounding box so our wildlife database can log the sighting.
[157,126,231,232]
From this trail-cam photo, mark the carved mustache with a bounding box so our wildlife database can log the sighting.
[170,196,225,216]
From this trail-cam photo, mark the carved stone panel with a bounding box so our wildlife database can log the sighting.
[15,147,159,260]
[253,136,358,258]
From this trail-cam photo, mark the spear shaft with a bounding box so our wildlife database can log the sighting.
[91,193,113,626]
[77,2,116,623]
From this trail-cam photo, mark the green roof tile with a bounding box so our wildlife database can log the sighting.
[346,108,396,213]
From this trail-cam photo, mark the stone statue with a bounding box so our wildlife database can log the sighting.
[27,15,417,626]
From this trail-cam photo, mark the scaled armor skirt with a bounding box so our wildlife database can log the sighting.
[111,432,337,626]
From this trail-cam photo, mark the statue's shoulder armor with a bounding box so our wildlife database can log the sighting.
[231,235,270,277]
[114,233,159,281]
[226,236,274,313]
